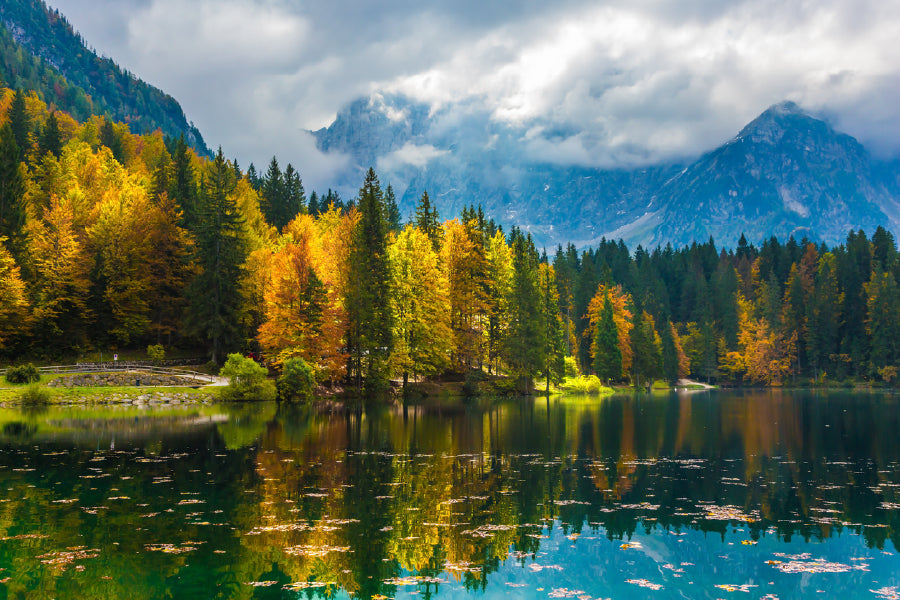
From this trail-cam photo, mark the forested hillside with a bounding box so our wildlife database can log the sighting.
[1,90,899,389]
[0,0,207,153]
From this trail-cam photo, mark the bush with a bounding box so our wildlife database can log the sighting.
[19,383,50,404]
[219,353,275,401]
[559,375,613,394]
[5,363,41,385]
[277,357,316,402]
[147,344,165,363]
[462,369,486,397]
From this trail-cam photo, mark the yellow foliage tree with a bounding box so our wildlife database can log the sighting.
[388,226,452,384]
[0,238,29,349]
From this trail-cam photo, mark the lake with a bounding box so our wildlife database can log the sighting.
[0,390,898,599]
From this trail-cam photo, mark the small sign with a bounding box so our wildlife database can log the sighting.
[114,354,118,361]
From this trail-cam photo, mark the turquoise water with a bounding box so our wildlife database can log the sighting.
[0,391,898,599]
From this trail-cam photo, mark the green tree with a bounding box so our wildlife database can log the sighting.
[504,229,543,393]
[593,290,622,382]
[39,111,62,157]
[185,148,248,364]
[169,135,199,230]
[539,261,566,393]
[0,125,26,262]
[630,308,662,389]
[384,184,401,233]
[865,267,900,372]
[8,89,30,155]
[413,190,441,251]
[347,168,394,391]
[220,352,275,401]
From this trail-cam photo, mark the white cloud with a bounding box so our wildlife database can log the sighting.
[47,0,900,178]
[377,143,449,172]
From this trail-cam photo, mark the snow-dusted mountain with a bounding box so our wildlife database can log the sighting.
[313,96,900,249]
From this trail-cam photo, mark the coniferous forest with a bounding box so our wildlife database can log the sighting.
[2,88,900,390]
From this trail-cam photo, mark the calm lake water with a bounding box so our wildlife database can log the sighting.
[1,390,899,599]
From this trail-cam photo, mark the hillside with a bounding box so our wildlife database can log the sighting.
[0,0,207,153]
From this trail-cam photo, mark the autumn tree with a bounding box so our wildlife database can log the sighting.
[413,190,441,251]
[0,237,29,351]
[388,225,452,387]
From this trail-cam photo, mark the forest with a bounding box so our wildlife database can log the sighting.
[1,87,900,390]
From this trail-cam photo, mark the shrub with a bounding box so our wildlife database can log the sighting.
[462,369,486,397]
[147,344,165,363]
[19,383,50,404]
[559,375,613,395]
[277,357,316,402]
[5,363,41,385]
[219,353,276,401]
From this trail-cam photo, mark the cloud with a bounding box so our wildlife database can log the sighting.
[47,0,900,179]
[376,143,449,172]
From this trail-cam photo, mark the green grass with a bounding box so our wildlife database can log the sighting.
[0,384,210,403]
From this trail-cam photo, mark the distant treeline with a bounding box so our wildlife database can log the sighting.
[0,88,898,389]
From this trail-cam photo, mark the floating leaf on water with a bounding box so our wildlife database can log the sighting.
[715,583,758,592]
[383,576,446,586]
[871,587,900,600]
[145,543,197,554]
[283,581,331,590]
[548,588,586,598]
[626,579,663,590]
[620,542,642,550]
[741,540,757,545]
[527,564,563,573]
[284,545,351,557]
[768,558,869,574]
[244,581,278,587]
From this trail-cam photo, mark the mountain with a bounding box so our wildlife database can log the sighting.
[314,96,900,249]
[0,0,208,154]
[645,101,899,248]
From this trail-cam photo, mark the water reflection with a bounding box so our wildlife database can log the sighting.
[0,391,898,598]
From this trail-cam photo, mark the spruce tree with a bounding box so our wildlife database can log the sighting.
[593,290,621,382]
[346,168,393,391]
[261,156,284,227]
[169,135,199,230]
[540,260,566,393]
[413,190,441,250]
[384,184,401,233]
[184,148,247,364]
[280,163,306,229]
[8,90,30,156]
[0,125,26,262]
[504,228,543,392]
[308,191,320,217]
[40,111,61,158]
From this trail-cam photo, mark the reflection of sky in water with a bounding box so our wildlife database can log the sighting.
[0,392,898,598]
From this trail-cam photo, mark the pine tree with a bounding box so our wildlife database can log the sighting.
[261,156,284,227]
[384,184,401,233]
[346,168,393,391]
[184,148,248,363]
[0,125,26,262]
[40,111,62,158]
[169,136,199,230]
[865,266,900,372]
[504,229,543,392]
[413,190,441,250]
[593,290,622,382]
[280,163,306,229]
[539,261,566,393]
[8,89,30,156]
[308,191,320,217]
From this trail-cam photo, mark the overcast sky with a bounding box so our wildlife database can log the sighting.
[48,0,900,190]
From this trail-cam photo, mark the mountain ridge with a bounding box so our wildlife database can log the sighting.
[313,95,900,250]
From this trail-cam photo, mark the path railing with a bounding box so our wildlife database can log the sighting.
[0,364,217,384]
